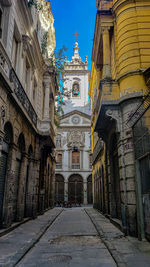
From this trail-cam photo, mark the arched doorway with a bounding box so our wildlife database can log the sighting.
[87,175,93,204]
[110,133,121,219]
[0,122,13,226]
[55,174,64,203]
[68,174,83,204]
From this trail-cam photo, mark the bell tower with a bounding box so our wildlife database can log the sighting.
[63,41,89,109]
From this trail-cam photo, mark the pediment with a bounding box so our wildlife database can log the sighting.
[59,110,91,127]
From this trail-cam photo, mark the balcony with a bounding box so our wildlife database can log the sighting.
[56,163,62,169]
[92,81,103,121]
[72,164,80,169]
[92,139,104,164]
[10,68,37,127]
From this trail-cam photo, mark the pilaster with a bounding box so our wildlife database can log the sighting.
[102,27,111,78]
[83,182,87,205]
[43,76,51,120]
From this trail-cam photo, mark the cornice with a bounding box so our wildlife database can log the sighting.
[116,69,145,82]
[59,110,91,120]
[58,126,91,131]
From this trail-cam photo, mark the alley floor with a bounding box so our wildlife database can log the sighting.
[0,207,150,267]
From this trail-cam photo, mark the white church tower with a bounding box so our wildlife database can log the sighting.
[63,41,89,109]
[55,40,92,206]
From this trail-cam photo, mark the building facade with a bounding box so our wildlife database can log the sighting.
[0,0,57,228]
[89,0,150,240]
[55,42,92,205]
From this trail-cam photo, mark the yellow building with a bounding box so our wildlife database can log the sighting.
[89,0,150,240]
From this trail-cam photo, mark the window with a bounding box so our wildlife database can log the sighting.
[72,82,80,97]
[72,151,80,169]
[56,153,62,169]
[89,153,92,169]
[25,58,31,93]
[12,35,19,70]
[33,79,37,106]
[11,23,21,72]
[0,9,2,38]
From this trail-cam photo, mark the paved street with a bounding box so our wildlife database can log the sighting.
[0,207,150,267]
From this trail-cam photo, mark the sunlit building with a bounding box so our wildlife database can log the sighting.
[0,0,57,227]
[89,0,150,239]
[55,42,92,205]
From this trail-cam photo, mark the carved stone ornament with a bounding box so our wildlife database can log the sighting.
[105,109,122,132]
[22,35,31,51]
[1,106,5,126]
[71,116,81,124]
[67,131,85,147]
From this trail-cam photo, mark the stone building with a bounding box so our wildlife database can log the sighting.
[0,0,57,228]
[89,0,150,240]
[55,42,92,205]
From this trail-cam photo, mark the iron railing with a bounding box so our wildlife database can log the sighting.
[56,163,62,169]
[10,68,37,127]
[127,91,150,127]
[92,139,104,164]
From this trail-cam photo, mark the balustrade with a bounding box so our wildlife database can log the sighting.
[56,163,62,169]
[72,163,80,169]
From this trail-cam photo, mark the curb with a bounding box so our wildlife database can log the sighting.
[85,209,127,267]
[0,218,31,238]
[2,209,63,267]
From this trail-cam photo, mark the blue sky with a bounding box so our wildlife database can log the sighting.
[49,0,96,70]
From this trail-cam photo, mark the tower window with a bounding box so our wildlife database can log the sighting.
[72,82,80,97]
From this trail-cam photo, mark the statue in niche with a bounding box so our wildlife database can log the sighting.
[72,83,80,97]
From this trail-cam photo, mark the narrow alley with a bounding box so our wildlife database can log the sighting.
[0,207,150,267]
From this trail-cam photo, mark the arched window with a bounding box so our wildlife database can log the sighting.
[72,82,80,97]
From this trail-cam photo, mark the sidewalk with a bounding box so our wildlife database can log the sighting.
[0,208,62,267]
[85,208,150,267]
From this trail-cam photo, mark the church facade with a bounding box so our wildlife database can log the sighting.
[55,42,92,205]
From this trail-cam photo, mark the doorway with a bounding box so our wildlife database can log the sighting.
[55,174,64,203]
[68,174,83,204]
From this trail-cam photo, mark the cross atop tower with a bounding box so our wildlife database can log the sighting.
[73,32,80,42]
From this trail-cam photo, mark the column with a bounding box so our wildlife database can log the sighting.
[83,181,87,205]
[102,27,111,78]
[64,180,68,201]
[81,149,83,169]
[43,76,51,120]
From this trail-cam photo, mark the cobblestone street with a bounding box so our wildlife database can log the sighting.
[0,207,150,267]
